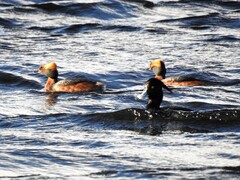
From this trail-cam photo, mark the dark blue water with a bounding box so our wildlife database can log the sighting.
[0,0,240,178]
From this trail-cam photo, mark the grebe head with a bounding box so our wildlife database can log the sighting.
[39,62,58,79]
[150,59,166,79]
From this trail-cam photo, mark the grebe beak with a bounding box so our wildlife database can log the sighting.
[38,65,44,73]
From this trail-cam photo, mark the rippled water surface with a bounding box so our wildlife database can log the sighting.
[0,0,240,179]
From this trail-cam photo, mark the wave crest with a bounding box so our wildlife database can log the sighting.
[0,71,41,88]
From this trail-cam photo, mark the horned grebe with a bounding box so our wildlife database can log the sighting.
[39,62,104,93]
[150,59,203,86]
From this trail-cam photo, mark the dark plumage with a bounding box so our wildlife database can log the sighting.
[146,78,172,110]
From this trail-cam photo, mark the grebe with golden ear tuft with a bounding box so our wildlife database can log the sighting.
[150,59,204,86]
[38,62,105,93]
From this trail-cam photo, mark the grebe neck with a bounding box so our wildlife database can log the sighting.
[155,75,164,80]
[45,77,58,92]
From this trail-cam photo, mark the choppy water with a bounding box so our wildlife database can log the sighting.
[0,0,240,179]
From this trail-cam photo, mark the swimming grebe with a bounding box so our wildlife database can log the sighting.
[150,59,203,86]
[146,77,172,110]
[39,62,104,93]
